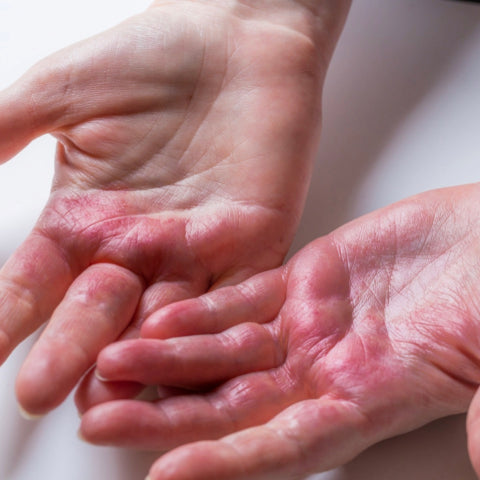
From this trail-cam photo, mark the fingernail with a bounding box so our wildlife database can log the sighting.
[77,429,88,443]
[94,368,109,382]
[17,403,44,421]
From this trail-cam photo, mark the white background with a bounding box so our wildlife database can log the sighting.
[0,1,479,479]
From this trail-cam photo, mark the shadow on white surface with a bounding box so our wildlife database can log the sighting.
[307,415,476,480]
[339,415,475,480]
[291,0,480,254]
[0,337,41,479]
[297,2,480,480]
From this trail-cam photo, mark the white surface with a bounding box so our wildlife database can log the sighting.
[0,1,479,479]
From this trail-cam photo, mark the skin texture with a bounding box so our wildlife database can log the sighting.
[0,0,350,415]
[83,184,480,480]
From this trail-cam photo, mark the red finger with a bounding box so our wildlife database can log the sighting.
[79,369,300,450]
[141,268,285,339]
[97,322,283,387]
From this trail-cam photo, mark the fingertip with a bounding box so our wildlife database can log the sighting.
[140,310,172,339]
[79,399,166,449]
[140,299,206,339]
[15,357,60,416]
[140,321,158,339]
[95,341,136,381]
[78,403,117,445]
[95,344,123,381]
[17,402,45,421]
[75,368,143,414]
[78,403,111,445]
[77,427,89,443]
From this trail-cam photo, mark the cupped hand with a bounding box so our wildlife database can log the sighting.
[0,0,350,415]
[83,184,480,479]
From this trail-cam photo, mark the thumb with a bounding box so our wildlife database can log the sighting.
[467,386,480,476]
[0,20,137,164]
[0,52,80,164]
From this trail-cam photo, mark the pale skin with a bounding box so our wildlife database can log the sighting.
[83,185,480,480]
[0,0,350,415]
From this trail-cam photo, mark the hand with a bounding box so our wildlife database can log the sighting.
[0,1,350,415]
[81,184,480,479]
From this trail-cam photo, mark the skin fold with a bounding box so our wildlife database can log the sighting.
[84,184,480,479]
[0,0,350,415]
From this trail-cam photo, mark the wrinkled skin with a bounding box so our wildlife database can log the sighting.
[0,0,350,415]
[83,184,480,480]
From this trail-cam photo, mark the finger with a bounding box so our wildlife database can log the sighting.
[80,370,298,449]
[141,268,285,339]
[0,232,73,364]
[97,322,283,387]
[76,369,194,417]
[16,263,142,416]
[148,398,368,480]
[75,280,199,413]
[125,279,203,338]
[467,387,480,475]
[75,368,146,417]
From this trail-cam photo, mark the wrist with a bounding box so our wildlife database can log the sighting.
[150,1,351,55]
[229,0,352,69]
[233,1,351,44]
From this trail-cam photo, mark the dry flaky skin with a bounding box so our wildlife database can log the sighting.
[85,184,480,480]
[0,1,351,415]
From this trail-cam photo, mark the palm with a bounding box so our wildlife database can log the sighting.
[0,1,334,415]
[85,185,480,479]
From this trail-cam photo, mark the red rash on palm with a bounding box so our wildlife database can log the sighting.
[83,185,480,479]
